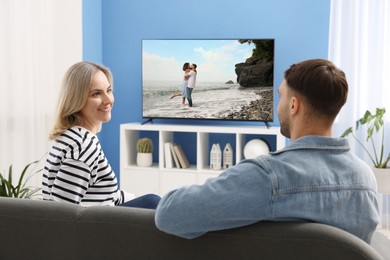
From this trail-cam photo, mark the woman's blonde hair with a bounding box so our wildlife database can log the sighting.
[49,61,113,140]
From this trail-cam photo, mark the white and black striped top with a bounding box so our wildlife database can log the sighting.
[42,126,133,207]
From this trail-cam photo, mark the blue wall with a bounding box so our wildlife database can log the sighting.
[83,0,331,179]
[82,0,102,64]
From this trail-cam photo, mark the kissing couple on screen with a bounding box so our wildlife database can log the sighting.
[170,62,197,107]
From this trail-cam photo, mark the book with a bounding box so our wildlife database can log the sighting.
[164,142,173,168]
[173,144,190,169]
[170,143,181,168]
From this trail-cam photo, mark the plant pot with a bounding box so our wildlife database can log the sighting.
[372,167,390,194]
[137,153,153,167]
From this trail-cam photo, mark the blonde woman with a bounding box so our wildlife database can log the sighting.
[43,61,160,208]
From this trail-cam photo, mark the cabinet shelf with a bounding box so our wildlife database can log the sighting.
[120,123,286,196]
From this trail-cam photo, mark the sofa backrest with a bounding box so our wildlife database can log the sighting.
[0,197,385,260]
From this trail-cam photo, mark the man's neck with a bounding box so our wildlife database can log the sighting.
[290,119,333,142]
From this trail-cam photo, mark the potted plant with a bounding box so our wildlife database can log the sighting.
[136,138,153,167]
[342,107,390,193]
[0,160,42,198]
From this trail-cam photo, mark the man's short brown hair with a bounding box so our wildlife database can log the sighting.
[284,59,348,119]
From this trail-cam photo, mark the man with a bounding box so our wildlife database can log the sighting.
[185,63,197,107]
[155,59,379,244]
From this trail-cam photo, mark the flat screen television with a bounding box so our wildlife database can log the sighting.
[142,39,274,122]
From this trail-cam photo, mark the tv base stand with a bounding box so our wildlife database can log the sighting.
[141,118,154,125]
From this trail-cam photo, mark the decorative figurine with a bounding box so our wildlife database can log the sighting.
[210,143,222,170]
[223,143,233,169]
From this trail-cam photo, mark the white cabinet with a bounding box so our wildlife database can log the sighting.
[160,170,197,196]
[120,168,159,196]
[120,123,286,197]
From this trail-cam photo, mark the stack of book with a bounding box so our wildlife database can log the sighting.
[164,142,190,169]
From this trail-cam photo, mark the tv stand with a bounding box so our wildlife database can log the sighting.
[141,118,154,125]
[120,123,286,197]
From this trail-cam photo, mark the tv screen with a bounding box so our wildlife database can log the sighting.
[142,39,274,122]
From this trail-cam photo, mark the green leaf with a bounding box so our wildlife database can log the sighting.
[341,127,353,138]
[361,110,373,125]
[379,117,384,126]
[15,161,37,197]
[25,187,41,199]
[356,110,374,129]
[4,167,14,197]
[0,160,42,198]
[367,127,373,141]
[342,107,388,168]
[377,107,385,117]
[8,165,13,189]
[0,174,9,197]
[374,120,380,132]
[18,188,30,199]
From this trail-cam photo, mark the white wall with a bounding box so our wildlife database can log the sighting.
[0,0,82,192]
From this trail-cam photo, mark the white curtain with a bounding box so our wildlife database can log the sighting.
[329,0,390,162]
[0,0,82,192]
[329,0,390,231]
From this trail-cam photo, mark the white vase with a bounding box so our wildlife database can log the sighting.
[243,139,269,159]
[372,167,390,194]
[137,153,153,167]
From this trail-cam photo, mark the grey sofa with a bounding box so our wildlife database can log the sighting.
[0,197,388,260]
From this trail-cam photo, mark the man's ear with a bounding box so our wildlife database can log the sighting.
[290,96,299,116]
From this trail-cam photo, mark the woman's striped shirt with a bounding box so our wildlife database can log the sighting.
[42,126,134,206]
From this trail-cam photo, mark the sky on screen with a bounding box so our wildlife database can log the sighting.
[142,39,254,82]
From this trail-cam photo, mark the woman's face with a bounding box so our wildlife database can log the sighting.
[79,70,114,133]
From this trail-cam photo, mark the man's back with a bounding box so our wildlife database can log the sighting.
[155,136,379,243]
[262,135,379,243]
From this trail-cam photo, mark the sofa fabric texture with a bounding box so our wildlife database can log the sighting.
[0,197,387,260]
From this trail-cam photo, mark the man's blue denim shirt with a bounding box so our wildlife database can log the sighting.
[155,136,380,244]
